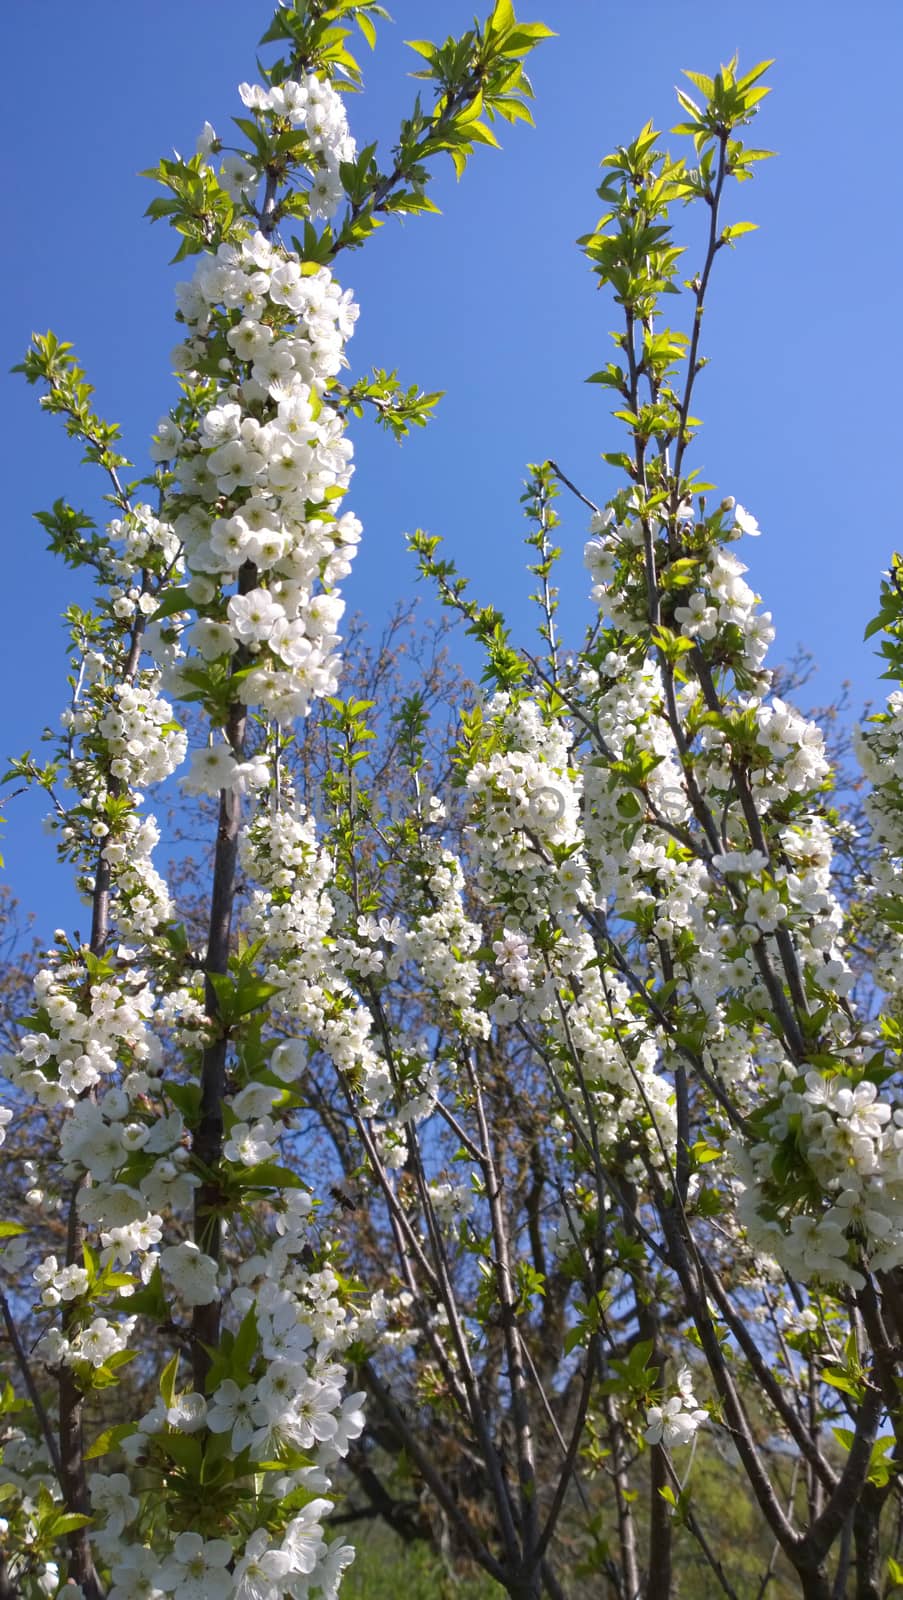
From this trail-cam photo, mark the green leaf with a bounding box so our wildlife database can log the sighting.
[721,221,758,243]
[675,88,702,122]
[737,59,775,91]
[868,1435,897,1487]
[405,39,436,61]
[49,1512,93,1536]
[865,608,896,640]
[83,1240,99,1287]
[232,978,285,1019]
[564,1322,586,1356]
[163,1079,201,1123]
[489,0,516,32]
[232,1305,259,1379]
[468,120,501,150]
[627,1338,655,1374]
[153,586,194,621]
[683,69,714,96]
[159,1351,180,1409]
[689,1140,720,1166]
[887,1554,903,1589]
[505,21,556,42]
[151,1431,203,1471]
[235,1160,309,1192]
[85,1422,138,1461]
[112,1263,167,1320]
[820,1369,862,1398]
[456,90,485,127]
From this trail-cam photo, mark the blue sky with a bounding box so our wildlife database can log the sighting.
[3,0,901,938]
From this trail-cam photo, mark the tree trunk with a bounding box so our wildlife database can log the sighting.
[853,1484,885,1600]
[798,1565,831,1600]
[507,1568,543,1600]
[646,1443,673,1600]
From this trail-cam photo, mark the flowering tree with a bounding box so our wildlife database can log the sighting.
[5,10,903,1600]
[0,5,551,1597]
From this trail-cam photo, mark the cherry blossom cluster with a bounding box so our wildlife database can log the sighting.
[0,1425,65,1599]
[12,954,162,1107]
[733,1065,903,1289]
[102,1258,364,1596]
[585,501,775,674]
[47,506,185,910]
[240,797,412,1121]
[207,73,356,222]
[3,690,368,1579]
[579,502,898,1187]
[459,694,678,1175]
[152,224,362,771]
[853,695,903,995]
[856,691,903,861]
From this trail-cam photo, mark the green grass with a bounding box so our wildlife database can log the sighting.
[342,1524,502,1599]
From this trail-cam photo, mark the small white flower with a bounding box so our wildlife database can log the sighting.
[182,744,242,796]
[88,1471,138,1537]
[644,1384,707,1448]
[109,1545,166,1600]
[158,1532,233,1600]
[160,1242,219,1306]
[224,1119,276,1167]
[232,1529,292,1600]
[733,502,761,536]
[207,1378,259,1453]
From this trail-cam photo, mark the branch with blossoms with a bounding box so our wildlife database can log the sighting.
[1,3,551,1597]
[396,57,903,1600]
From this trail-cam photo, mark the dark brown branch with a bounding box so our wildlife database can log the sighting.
[546,459,600,516]
[797,1381,882,1567]
[0,1290,63,1481]
[191,560,254,1391]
